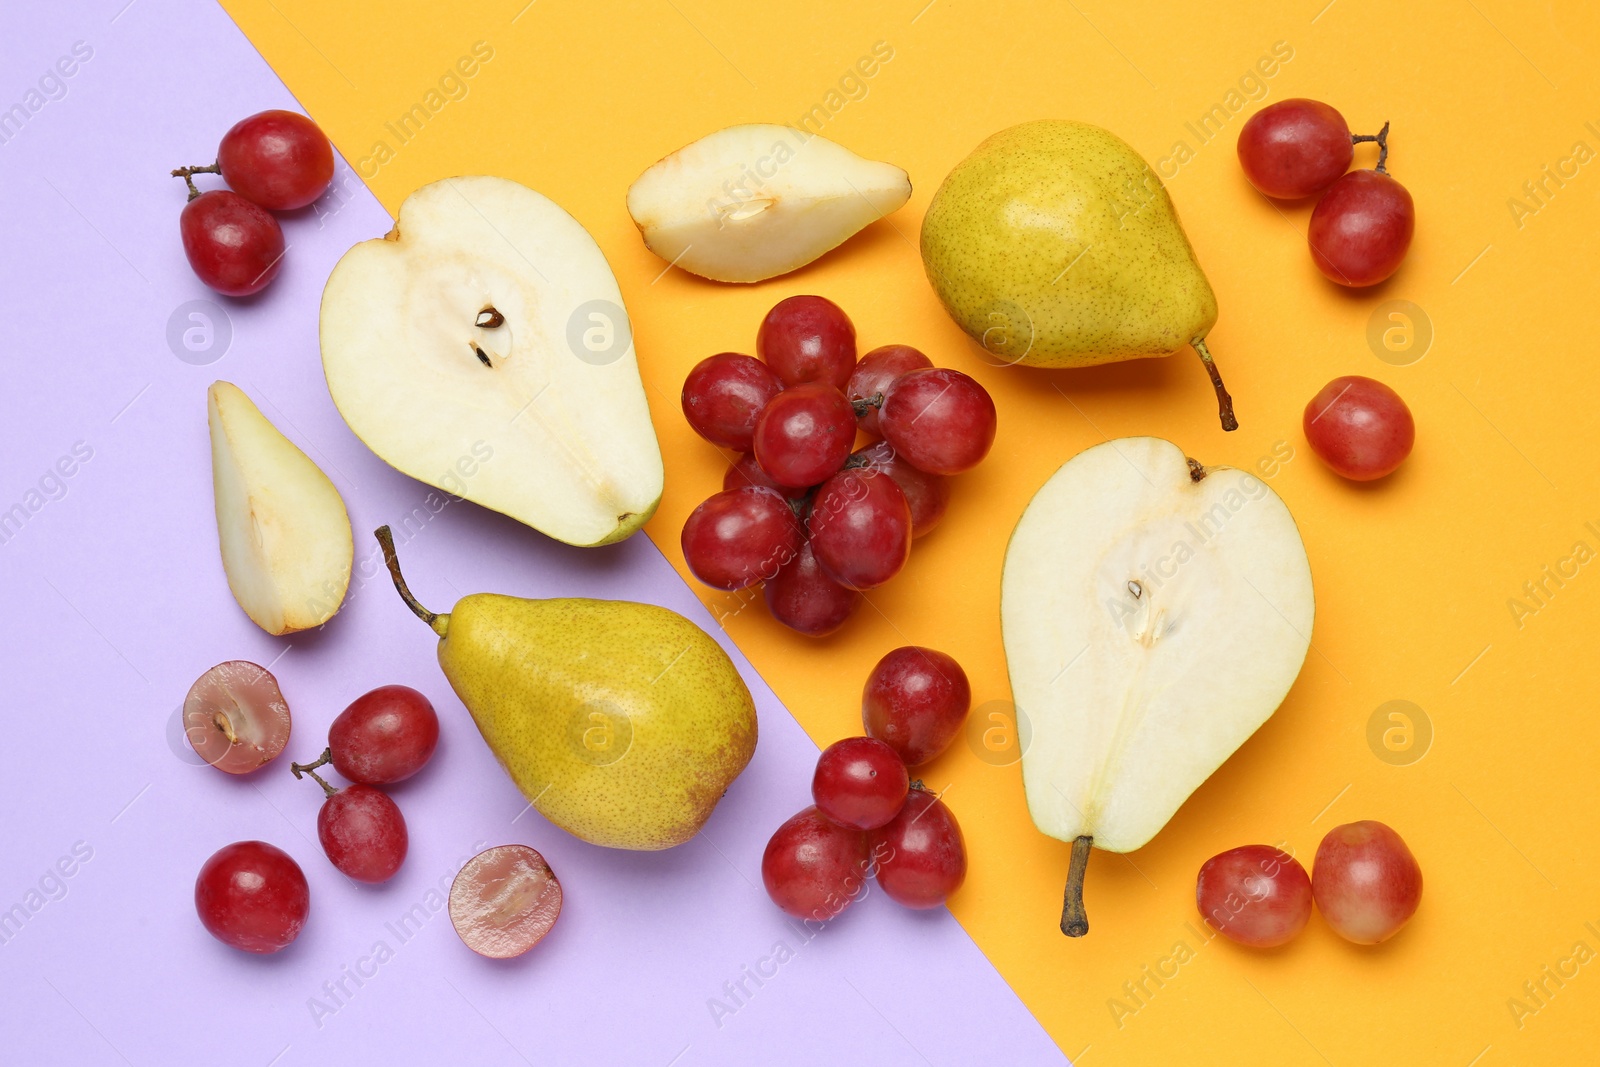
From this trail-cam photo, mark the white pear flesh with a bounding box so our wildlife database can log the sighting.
[320,176,663,547]
[1003,437,1313,855]
[626,124,911,283]
[208,381,353,636]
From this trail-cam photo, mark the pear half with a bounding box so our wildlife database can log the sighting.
[626,124,911,283]
[1001,437,1313,935]
[321,176,663,547]
[208,381,353,635]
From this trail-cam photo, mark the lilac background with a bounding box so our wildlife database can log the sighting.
[0,2,1064,1063]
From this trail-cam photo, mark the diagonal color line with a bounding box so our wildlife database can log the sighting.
[650,243,694,284]
[1465,1045,1492,1067]
[1310,0,1339,22]
[843,977,936,1066]
[442,976,536,1065]
[110,0,139,23]
[1452,243,1494,284]
[1451,643,1492,685]
[911,0,940,24]
[43,977,134,1066]
[261,0,358,88]
[1064,0,1156,87]
[42,577,149,683]
[662,0,757,88]
[265,1044,292,1067]
[1241,977,1334,1065]
[1452,782,1557,888]
[110,782,152,824]
[665,1044,692,1067]
[110,383,151,423]
[1310,783,1351,824]
[44,177,148,283]
[697,829,761,892]
[1450,382,1557,489]
[510,0,539,22]
[1463,0,1558,88]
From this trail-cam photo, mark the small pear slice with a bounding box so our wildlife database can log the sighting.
[208,381,353,635]
[1001,437,1313,934]
[321,176,663,547]
[626,124,911,283]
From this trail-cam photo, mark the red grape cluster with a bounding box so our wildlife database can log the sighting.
[762,647,972,920]
[1237,99,1415,286]
[186,667,439,954]
[171,110,336,296]
[1195,819,1421,948]
[680,295,997,636]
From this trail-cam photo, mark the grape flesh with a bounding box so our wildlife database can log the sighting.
[183,660,292,774]
[449,845,562,958]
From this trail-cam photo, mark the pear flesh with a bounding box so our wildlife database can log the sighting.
[627,124,911,283]
[321,176,664,547]
[1001,438,1312,933]
[921,121,1236,429]
[377,528,757,851]
[208,381,353,635]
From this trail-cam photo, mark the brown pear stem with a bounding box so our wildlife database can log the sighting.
[1061,835,1093,937]
[1190,338,1238,432]
[375,525,446,635]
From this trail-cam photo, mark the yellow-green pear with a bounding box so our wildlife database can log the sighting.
[921,120,1237,430]
[375,527,757,850]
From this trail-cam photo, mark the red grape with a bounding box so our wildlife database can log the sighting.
[812,737,910,830]
[314,784,408,884]
[217,110,335,211]
[449,845,563,958]
[764,540,861,637]
[1313,821,1422,944]
[681,486,802,590]
[724,451,807,498]
[879,368,996,475]
[1195,845,1312,947]
[1303,375,1414,480]
[183,661,292,774]
[808,468,912,590]
[847,345,933,436]
[195,841,309,953]
[180,190,286,297]
[329,685,439,785]
[681,353,782,451]
[761,806,870,921]
[752,383,857,487]
[873,787,966,909]
[852,441,952,538]
[757,295,857,388]
[1237,99,1354,200]
[1308,169,1414,286]
[861,646,971,767]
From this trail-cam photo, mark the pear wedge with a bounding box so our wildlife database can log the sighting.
[321,176,663,548]
[626,124,911,283]
[208,381,353,635]
[1001,438,1312,935]
[375,527,757,851]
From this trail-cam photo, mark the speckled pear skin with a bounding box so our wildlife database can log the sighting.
[920,120,1219,367]
[435,594,757,851]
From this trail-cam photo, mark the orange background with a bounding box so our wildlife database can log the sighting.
[219,0,1600,1061]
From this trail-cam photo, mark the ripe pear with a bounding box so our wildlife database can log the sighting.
[208,381,352,635]
[1001,438,1312,934]
[375,527,757,851]
[921,121,1237,430]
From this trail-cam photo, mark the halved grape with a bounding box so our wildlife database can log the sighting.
[449,845,563,959]
[183,661,292,774]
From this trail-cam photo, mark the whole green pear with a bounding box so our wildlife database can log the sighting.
[375,527,756,850]
[921,120,1236,429]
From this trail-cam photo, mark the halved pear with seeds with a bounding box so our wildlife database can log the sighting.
[626,124,911,283]
[1001,437,1313,935]
[320,175,663,547]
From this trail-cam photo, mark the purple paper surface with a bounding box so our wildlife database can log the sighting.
[0,2,1067,1064]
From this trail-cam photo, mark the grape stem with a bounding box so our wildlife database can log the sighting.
[290,748,339,798]
[375,525,448,636]
[1190,338,1238,432]
[1061,835,1093,937]
[850,392,884,419]
[170,162,221,202]
[1351,121,1391,174]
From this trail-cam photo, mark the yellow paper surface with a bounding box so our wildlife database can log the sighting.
[220,0,1600,1059]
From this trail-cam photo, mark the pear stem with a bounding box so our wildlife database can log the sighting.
[290,749,338,798]
[1061,835,1093,937]
[375,525,445,634]
[1190,338,1238,432]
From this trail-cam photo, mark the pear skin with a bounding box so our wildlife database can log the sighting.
[921,121,1236,429]
[377,528,756,851]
